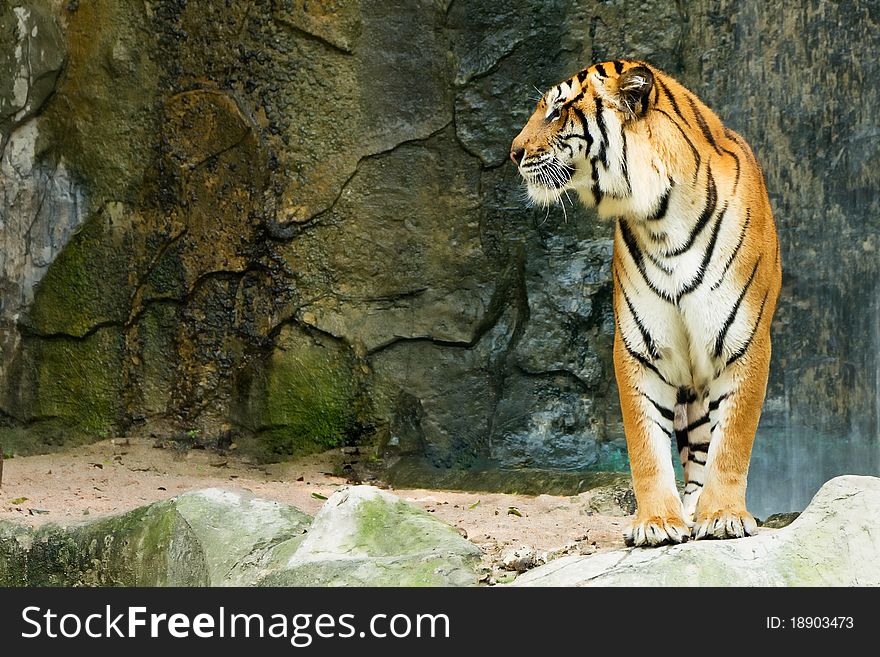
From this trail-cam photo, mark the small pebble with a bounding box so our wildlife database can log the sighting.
[501,545,537,572]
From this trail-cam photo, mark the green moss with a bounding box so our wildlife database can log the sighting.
[391,557,454,587]
[355,498,442,556]
[260,358,355,454]
[20,502,208,586]
[242,327,362,458]
[0,523,32,586]
[137,303,179,415]
[27,213,131,337]
[28,328,124,439]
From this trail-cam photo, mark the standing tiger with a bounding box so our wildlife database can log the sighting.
[511,59,781,546]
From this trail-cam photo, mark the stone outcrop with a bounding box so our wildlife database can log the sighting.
[0,485,481,587]
[511,476,880,586]
[3,477,878,587]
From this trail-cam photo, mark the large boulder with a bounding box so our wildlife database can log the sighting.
[259,486,483,587]
[0,485,482,587]
[511,475,880,586]
[0,488,312,586]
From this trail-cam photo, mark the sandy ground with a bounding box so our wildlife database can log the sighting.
[0,438,628,582]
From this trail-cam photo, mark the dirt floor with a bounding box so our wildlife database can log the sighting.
[0,438,629,583]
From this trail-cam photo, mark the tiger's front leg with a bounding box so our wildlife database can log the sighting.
[614,331,689,547]
[692,347,770,540]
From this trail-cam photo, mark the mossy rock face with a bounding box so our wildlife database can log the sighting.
[2,327,125,450]
[39,0,161,202]
[9,83,268,446]
[2,0,877,501]
[25,206,139,337]
[236,325,367,459]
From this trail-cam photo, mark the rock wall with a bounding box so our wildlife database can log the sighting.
[0,1,876,514]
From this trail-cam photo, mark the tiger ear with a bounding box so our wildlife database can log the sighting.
[616,66,654,119]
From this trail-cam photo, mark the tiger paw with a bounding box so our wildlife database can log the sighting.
[624,515,690,547]
[692,509,758,540]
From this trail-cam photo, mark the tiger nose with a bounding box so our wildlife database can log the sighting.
[510,147,525,165]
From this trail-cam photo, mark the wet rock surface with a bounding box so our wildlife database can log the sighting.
[0,2,875,515]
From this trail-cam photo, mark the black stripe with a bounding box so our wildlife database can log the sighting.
[614,267,660,358]
[685,481,703,490]
[646,253,673,275]
[618,220,676,303]
[714,256,762,358]
[616,316,670,384]
[567,89,586,105]
[708,393,730,412]
[620,124,631,195]
[726,146,741,194]
[654,420,673,438]
[725,127,757,166]
[687,452,707,465]
[685,93,722,155]
[677,387,697,404]
[675,429,688,453]
[686,414,709,432]
[570,107,597,194]
[602,62,615,77]
[677,202,728,299]
[559,132,591,143]
[594,64,607,79]
[642,394,675,421]
[710,423,718,434]
[664,167,717,258]
[570,106,594,149]
[711,208,750,290]
[726,288,771,366]
[653,109,701,179]
[636,354,669,383]
[646,183,672,221]
[590,157,602,205]
[577,70,590,84]
[612,60,624,74]
[559,132,591,157]
[656,77,690,128]
[594,97,609,168]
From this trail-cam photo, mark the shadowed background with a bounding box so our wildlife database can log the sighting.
[1,0,877,517]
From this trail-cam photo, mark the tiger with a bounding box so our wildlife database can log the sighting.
[510,59,781,546]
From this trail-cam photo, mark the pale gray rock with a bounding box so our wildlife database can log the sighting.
[0,485,482,587]
[512,476,880,587]
[260,485,483,587]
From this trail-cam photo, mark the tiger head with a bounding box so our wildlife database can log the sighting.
[510,60,655,213]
